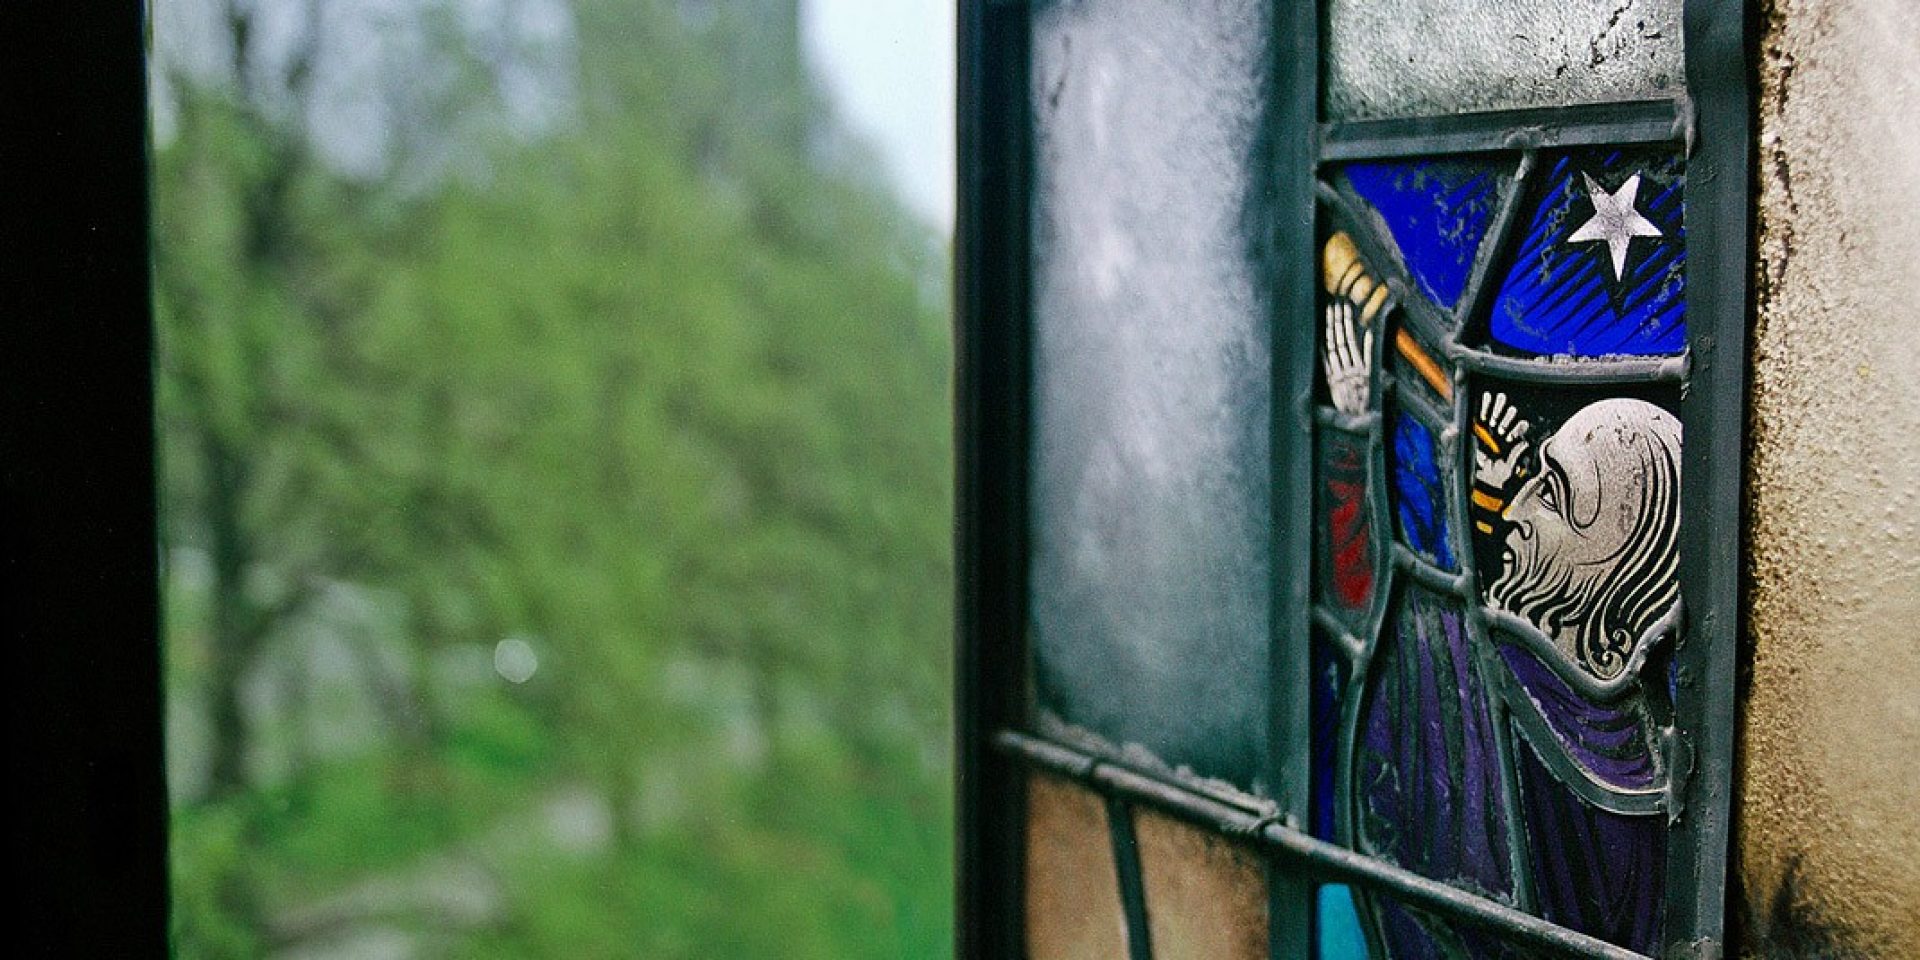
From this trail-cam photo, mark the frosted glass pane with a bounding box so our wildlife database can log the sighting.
[1325,0,1684,121]
[1027,0,1271,784]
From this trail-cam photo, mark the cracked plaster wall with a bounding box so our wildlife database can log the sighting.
[1741,0,1920,954]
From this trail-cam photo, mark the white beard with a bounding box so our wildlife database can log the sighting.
[1491,527,1614,674]
[1484,398,1682,680]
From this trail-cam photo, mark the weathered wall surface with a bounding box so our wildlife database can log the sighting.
[1741,0,1920,954]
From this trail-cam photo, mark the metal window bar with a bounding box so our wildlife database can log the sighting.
[996,729,1648,960]
[1267,0,1324,955]
[955,0,1035,956]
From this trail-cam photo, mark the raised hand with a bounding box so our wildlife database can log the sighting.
[1474,390,1532,491]
[1323,299,1372,416]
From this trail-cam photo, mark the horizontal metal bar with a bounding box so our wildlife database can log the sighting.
[1321,99,1685,162]
[996,730,1650,960]
[1030,712,1277,817]
[1452,347,1688,384]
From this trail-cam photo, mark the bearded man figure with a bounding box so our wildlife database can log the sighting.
[1466,390,1683,953]
[1473,394,1684,680]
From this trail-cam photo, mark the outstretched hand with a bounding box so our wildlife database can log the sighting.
[1474,391,1532,490]
[1323,300,1372,416]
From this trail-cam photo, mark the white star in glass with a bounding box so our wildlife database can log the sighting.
[1566,172,1663,283]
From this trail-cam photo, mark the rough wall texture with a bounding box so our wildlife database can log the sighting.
[1741,0,1920,954]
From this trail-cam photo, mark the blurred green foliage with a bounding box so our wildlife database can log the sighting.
[154,2,953,956]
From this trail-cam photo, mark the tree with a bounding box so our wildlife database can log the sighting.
[158,1,954,954]
[156,0,574,800]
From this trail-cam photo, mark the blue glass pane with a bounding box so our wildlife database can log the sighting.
[1316,885,1368,960]
[1489,150,1685,356]
[1388,409,1455,570]
[1345,159,1502,310]
[1310,632,1347,843]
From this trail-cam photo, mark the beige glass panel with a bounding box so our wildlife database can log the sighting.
[1133,806,1268,960]
[1026,772,1131,960]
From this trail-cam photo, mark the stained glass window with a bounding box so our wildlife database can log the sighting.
[1312,144,1691,957]
[958,0,1749,957]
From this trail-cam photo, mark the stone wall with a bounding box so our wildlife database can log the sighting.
[1741,0,1920,954]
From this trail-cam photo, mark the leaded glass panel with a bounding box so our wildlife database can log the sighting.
[960,0,1744,955]
[1314,424,1376,629]
[1480,150,1687,357]
[1312,144,1692,956]
[1338,159,1506,312]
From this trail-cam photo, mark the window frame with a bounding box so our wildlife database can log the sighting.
[3,1,170,954]
[954,1,1753,957]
